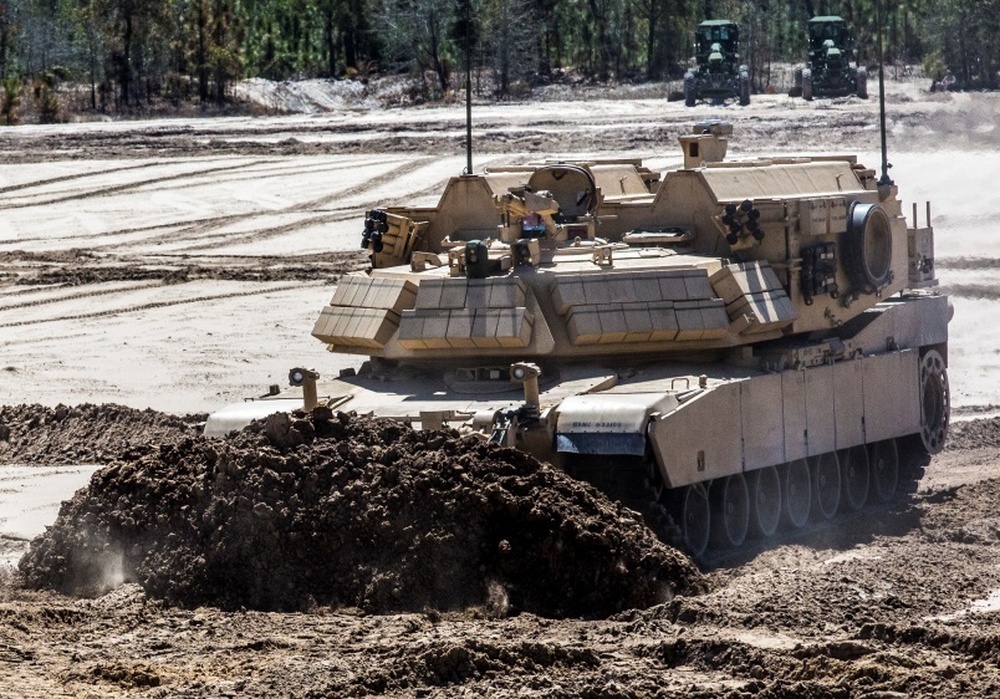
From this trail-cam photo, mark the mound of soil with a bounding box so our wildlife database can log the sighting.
[946,416,1000,451]
[0,404,204,466]
[18,410,703,618]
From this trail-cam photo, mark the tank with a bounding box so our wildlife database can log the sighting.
[206,120,950,559]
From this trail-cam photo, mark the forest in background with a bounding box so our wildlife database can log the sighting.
[0,0,996,122]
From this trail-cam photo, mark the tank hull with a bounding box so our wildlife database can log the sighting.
[206,295,949,556]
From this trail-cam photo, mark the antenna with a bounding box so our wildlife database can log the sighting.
[462,7,473,176]
[875,0,893,192]
[464,54,473,175]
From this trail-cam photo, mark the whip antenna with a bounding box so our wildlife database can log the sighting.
[465,55,473,175]
[876,0,893,191]
[462,4,473,175]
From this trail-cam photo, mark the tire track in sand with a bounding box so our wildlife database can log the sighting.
[0,282,324,329]
[0,160,286,210]
[127,155,442,252]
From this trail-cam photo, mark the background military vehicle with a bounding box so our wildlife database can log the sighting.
[683,20,751,106]
[792,16,868,100]
[207,120,950,560]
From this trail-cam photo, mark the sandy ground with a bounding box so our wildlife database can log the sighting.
[1,81,997,413]
[2,77,1000,697]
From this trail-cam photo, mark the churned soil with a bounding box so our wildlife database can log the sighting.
[943,415,1000,451]
[4,407,1000,697]
[16,409,703,618]
[0,403,204,466]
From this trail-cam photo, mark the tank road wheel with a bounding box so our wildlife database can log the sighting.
[711,474,749,548]
[684,73,697,107]
[681,483,711,558]
[789,67,804,97]
[856,66,869,99]
[812,451,841,520]
[918,349,950,455]
[738,70,751,106]
[748,466,782,539]
[645,459,666,502]
[782,459,812,529]
[870,439,900,503]
[840,445,870,512]
[801,68,814,101]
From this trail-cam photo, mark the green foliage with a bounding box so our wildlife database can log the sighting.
[0,0,998,115]
[922,49,946,81]
[33,74,60,123]
[1,77,21,125]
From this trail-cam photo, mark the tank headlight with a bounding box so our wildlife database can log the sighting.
[509,362,540,382]
[288,367,319,386]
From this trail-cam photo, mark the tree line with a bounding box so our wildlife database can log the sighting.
[0,0,997,121]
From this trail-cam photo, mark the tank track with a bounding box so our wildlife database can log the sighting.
[564,439,930,566]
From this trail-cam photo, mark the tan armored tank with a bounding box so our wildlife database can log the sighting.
[207,120,950,558]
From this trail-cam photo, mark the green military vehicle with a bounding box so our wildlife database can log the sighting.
[792,16,868,100]
[684,20,751,106]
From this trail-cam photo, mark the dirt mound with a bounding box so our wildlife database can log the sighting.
[0,404,204,466]
[18,410,703,618]
[946,416,1000,451]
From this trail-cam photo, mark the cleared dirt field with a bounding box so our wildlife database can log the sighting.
[2,78,1000,697]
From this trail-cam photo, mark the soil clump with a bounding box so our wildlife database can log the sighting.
[17,410,704,617]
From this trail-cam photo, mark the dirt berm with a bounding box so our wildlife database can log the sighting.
[0,403,205,465]
[17,409,704,618]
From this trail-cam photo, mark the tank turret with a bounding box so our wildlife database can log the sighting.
[313,120,925,364]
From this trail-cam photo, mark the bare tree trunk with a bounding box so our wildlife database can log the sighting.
[587,0,610,79]
[198,2,209,103]
[344,0,362,71]
[323,7,336,77]
[89,36,97,110]
[212,0,228,103]
[426,8,448,94]
[121,13,133,107]
[644,0,658,80]
[0,6,8,82]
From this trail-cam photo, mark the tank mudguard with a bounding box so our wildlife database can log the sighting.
[555,393,677,456]
[204,398,306,437]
